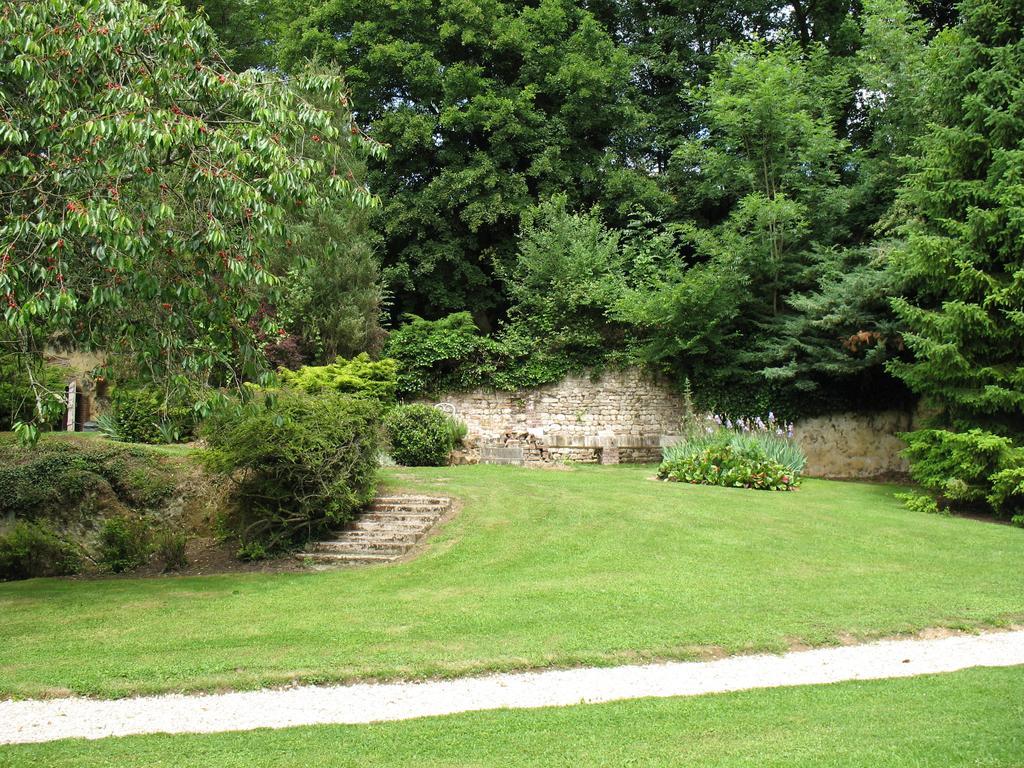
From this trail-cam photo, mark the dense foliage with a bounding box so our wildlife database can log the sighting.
[276,353,398,402]
[0,0,383,436]
[0,353,65,431]
[97,516,152,573]
[384,404,457,467]
[0,435,177,520]
[279,0,646,318]
[384,313,497,397]
[202,390,381,550]
[0,519,80,580]
[900,430,1024,523]
[887,1,1024,437]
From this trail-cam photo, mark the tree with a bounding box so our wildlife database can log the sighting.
[274,203,385,364]
[0,0,383,437]
[888,0,1024,436]
[279,0,644,322]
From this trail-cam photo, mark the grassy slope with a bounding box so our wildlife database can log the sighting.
[4,667,1023,766]
[1,464,1023,698]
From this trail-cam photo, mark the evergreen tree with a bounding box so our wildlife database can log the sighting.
[888,0,1024,436]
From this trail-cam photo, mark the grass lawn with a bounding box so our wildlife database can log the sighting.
[1,464,1023,698]
[4,666,1023,766]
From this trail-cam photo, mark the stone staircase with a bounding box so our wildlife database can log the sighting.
[298,495,451,566]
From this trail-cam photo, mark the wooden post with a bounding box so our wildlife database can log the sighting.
[65,379,76,432]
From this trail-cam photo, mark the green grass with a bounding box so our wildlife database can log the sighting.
[1,464,1023,699]
[3,666,1023,766]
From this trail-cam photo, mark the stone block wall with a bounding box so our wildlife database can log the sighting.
[793,410,915,479]
[428,369,686,466]
[430,368,914,478]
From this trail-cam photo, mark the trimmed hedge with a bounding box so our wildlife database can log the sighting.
[385,404,456,467]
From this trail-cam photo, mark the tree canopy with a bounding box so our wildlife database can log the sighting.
[0,0,382,434]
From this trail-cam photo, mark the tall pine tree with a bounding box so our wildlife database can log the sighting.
[888,0,1024,436]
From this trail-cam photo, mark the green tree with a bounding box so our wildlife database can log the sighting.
[888,0,1024,436]
[280,0,643,321]
[0,0,383,437]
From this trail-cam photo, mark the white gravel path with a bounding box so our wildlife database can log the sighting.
[3,630,1023,745]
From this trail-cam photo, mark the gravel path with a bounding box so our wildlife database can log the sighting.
[3,630,1023,745]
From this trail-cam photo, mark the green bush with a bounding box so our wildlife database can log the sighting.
[108,388,197,444]
[448,417,468,446]
[0,520,81,580]
[0,354,67,432]
[659,442,799,491]
[385,404,457,467]
[202,389,382,551]
[899,429,1024,517]
[276,353,398,402]
[384,313,498,397]
[110,389,162,444]
[98,516,152,573]
[894,492,942,516]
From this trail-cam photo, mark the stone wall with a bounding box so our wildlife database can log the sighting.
[431,367,914,478]
[432,369,685,466]
[793,410,914,479]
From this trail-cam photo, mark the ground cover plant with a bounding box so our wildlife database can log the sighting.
[0,433,196,579]
[2,666,1022,767]
[1,464,1022,698]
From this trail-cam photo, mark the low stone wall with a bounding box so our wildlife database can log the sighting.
[793,410,914,479]
[432,369,685,466]
[431,368,913,478]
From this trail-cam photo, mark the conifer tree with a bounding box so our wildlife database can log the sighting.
[888,0,1024,436]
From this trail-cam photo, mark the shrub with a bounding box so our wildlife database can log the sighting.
[384,313,498,397]
[0,354,67,432]
[448,417,469,446]
[155,530,188,572]
[236,540,268,562]
[987,466,1024,521]
[276,353,398,402]
[98,516,152,573]
[901,429,1014,505]
[111,388,163,444]
[894,492,942,516]
[659,414,805,491]
[202,389,381,551]
[0,520,81,580]
[385,404,457,467]
[108,388,197,444]
[899,429,1024,517]
[659,442,799,491]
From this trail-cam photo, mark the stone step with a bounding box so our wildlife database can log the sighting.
[299,494,450,568]
[360,511,439,524]
[342,529,423,544]
[348,518,434,533]
[296,551,397,565]
[368,502,449,514]
[374,496,449,505]
[313,540,409,555]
